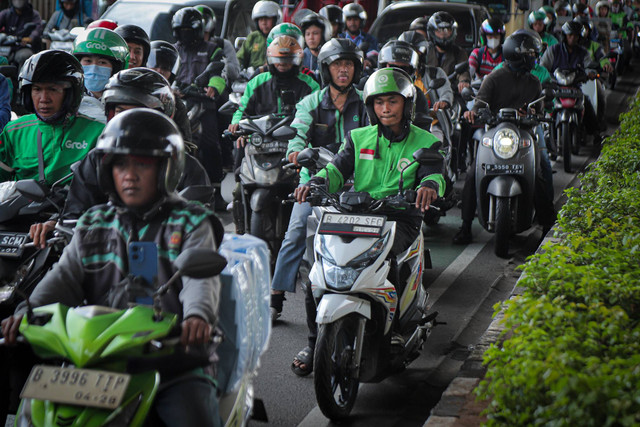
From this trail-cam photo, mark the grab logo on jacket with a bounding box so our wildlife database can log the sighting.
[397,158,411,172]
[65,140,89,150]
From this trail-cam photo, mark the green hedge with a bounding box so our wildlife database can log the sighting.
[476,94,640,426]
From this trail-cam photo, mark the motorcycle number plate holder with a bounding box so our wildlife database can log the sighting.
[484,164,524,175]
[318,212,386,237]
[0,231,29,258]
[21,365,131,410]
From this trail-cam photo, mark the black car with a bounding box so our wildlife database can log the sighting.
[369,1,491,53]
[101,0,254,43]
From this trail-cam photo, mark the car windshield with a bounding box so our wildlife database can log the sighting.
[102,1,227,42]
[371,6,478,49]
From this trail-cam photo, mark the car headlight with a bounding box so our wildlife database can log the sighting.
[493,128,519,159]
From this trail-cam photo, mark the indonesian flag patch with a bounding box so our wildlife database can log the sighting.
[359,148,375,160]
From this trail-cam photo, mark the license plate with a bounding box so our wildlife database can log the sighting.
[484,164,524,174]
[0,47,10,56]
[318,212,386,237]
[21,365,130,410]
[0,232,28,257]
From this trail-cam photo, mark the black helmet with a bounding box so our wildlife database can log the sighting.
[502,30,542,72]
[573,2,589,16]
[172,7,204,45]
[319,4,344,34]
[378,40,420,76]
[554,0,572,16]
[409,16,430,34]
[427,12,458,49]
[562,20,584,42]
[398,30,428,56]
[96,108,185,200]
[480,17,506,45]
[102,68,176,121]
[342,3,367,27]
[574,16,593,38]
[115,25,151,66]
[317,38,363,87]
[19,50,84,123]
[147,41,180,83]
[300,12,332,45]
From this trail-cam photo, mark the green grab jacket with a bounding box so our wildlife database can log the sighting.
[0,113,105,185]
[313,124,446,201]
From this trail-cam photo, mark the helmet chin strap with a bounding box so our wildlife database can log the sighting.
[329,81,351,93]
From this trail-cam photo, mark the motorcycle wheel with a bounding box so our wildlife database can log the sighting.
[560,122,572,173]
[494,196,511,258]
[572,124,581,156]
[250,208,275,251]
[314,314,361,421]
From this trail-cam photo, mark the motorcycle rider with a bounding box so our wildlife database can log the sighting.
[114,24,150,68]
[2,108,224,427]
[540,5,561,39]
[236,0,281,70]
[300,12,332,76]
[294,68,445,366]
[339,2,377,59]
[30,67,211,247]
[469,17,505,79]
[172,6,231,210]
[43,0,91,38]
[529,10,559,52]
[540,20,601,141]
[425,11,471,94]
[454,31,556,244]
[270,38,367,335]
[72,27,130,123]
[319,4,343,38]
[0,50,104,185]
[193,4,240,82]
[0,0,43,69]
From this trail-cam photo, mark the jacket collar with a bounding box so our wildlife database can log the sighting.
[319,86,360,110]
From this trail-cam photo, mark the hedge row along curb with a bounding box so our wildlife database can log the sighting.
[475,93,640,426]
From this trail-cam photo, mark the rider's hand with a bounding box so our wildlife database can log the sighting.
[205,86,218,99]
[294,185,311,203]
[227,123,239,134]
[416,186,437,212]
[457,81,470,93]
[181,316,211,346]
[432,101,449,111]
[588,72,597,80]
[29,220,56,249]
[236,137,247,148]
[1,314,24,346]
[463,110,476,124]
[603,63,613,73]
[288,151,300,166]
[20,37,31,46]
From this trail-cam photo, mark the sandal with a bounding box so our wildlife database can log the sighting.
[270,292,286,322]
[291,346,314,377]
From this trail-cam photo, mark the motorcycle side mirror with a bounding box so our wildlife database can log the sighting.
[428,77,446,90]
[461,86,474,102]
[296,147,320,169]
[273,125,297,142]
[174,248,227,279]
[413,112,433,130]
[22,22,36,33]
[234,37,247,51]
[14,179,50,201]
[454,61,469,74]
[585,60,599,70]
[178,185,215,204]
[413,148,444,166]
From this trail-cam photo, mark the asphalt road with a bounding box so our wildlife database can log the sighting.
[212,63,640,427]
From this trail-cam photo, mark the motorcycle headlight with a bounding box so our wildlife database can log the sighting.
[493,129,519,159]
[253,167,280,185]
[554,69,575,86]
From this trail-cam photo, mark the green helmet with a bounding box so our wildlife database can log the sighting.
[539,5,556,32]
[363,67,416,125]
[528,10,547,28]
[267,23,304,48]
[73,28,130,73]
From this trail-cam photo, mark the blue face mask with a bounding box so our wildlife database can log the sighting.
[82,64,112,93]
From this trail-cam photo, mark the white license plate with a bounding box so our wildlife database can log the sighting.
[21,365,130,410]
[485,164,524,175]
[319,213,386,237]
[0,232,28,257]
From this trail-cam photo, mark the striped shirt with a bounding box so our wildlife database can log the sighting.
[469,46,504,79]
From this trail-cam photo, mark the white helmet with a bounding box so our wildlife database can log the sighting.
[252,0,282,28]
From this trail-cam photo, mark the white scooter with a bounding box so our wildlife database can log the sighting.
[305,148,444,421]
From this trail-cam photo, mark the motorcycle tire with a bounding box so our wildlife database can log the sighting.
[250,208,277,254]
[560,122,572,173]
[572,124,581,156]
[494,196,511,258]
[314,314,361,421]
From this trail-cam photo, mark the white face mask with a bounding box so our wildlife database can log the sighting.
[487,38,500,49]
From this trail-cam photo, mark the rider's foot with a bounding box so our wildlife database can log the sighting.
[391,332,405,348]
[452,227,472,245]
[270,292,286,322]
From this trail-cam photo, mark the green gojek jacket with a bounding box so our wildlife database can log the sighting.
[0,113,105,185]
[313,124,446,201]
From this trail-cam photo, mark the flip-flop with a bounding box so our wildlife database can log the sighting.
[291,346,314,377]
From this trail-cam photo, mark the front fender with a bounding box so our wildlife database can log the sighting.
[556,109,578,125]
[249,188,272,212]
[316,294,371,325]
[486,175,522,198]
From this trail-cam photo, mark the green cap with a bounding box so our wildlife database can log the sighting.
[73,28,130,73]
